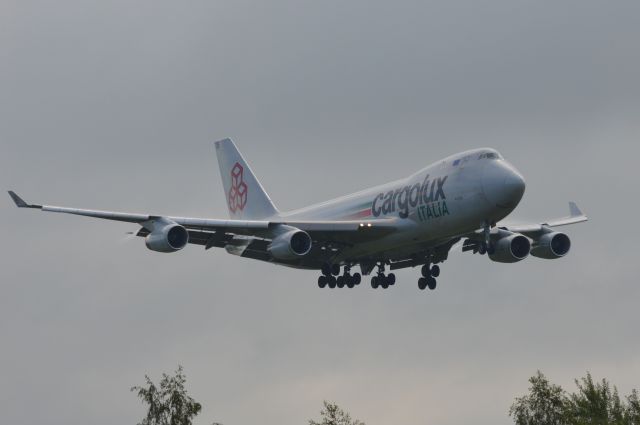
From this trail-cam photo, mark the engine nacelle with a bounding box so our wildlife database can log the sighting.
[530,232,571,259]
[145,223,189,253]
[268,229,312,260]
[489,234,531,263]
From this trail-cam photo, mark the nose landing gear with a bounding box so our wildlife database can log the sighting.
[418,263,440,290]
[477,221,496,255]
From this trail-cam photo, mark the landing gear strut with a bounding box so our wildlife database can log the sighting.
[370,263,395,289]
[478,221,495,255]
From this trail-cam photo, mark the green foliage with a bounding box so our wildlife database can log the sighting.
[565,373,625,424]
[627,390,640,424]
[308,401,365,425]
[509,370,567,425]
[131,366,203,425]
[509,371,640,425]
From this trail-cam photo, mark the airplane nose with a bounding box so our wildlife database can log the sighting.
[482,162,526,209]
[504,169,525,204]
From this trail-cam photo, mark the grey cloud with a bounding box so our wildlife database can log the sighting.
[1,1,638,424]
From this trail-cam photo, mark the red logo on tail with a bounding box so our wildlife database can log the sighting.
[228,162,248,213]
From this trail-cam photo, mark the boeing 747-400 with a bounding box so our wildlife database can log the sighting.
[9,138,587,290]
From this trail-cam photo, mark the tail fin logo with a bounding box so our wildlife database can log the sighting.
[228,162,248,213]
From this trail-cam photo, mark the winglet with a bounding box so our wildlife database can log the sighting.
[8,191,42,209]
[569,201,583,218]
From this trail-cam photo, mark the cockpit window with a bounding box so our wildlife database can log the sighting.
[478,152,501,160]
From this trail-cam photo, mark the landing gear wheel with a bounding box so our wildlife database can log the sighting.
[336,276,345,288]
[346,275,355,288]
[371,276,379,289]
[427,276,437,290]
[421,264,430,277]
[418,277,427,290]
[430,265,440,278]
[478,243,487,255]
[318,276,327,288]
[387,273,396,285]
[353,273,362,285]
[327,275,337,288]
[380,277,389,289]
[331,264,340,276]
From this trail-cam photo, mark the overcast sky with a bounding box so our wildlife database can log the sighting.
[1,1,639,424]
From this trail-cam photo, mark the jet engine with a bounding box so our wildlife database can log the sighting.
[489,234,531,263]
[530,231,571,259]
[268,229,312,260]
[145,222,189,253]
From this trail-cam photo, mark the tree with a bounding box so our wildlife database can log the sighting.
[308,401,365,425]
[509,370,567,425]
[626,390,640,424]
[131,365,205,425]
[565,373,625,425]
[510,371,640,425]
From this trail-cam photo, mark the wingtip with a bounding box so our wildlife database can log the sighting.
[8,190,26,207]
[8,191,41,209]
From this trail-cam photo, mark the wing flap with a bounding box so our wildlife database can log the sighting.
[136,227,237,248]
[278,219,399,243]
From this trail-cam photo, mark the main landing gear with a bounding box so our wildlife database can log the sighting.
[317,261,444,291]
[318,264,361,289]
[418,263,439,290]
[370,263,395,289]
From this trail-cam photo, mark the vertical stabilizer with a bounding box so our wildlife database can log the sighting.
[214,138,279,220]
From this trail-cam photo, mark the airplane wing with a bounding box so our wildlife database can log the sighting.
[8,191,397,247]
[461,201,587,249]
[497,201,588,236]
[459,202,587,255]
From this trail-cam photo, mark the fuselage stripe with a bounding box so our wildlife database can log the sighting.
[344,208,372,219]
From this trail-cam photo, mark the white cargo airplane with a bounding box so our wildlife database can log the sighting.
[9,138,587,290]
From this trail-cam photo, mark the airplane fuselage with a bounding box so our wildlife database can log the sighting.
[279,148,525,268]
